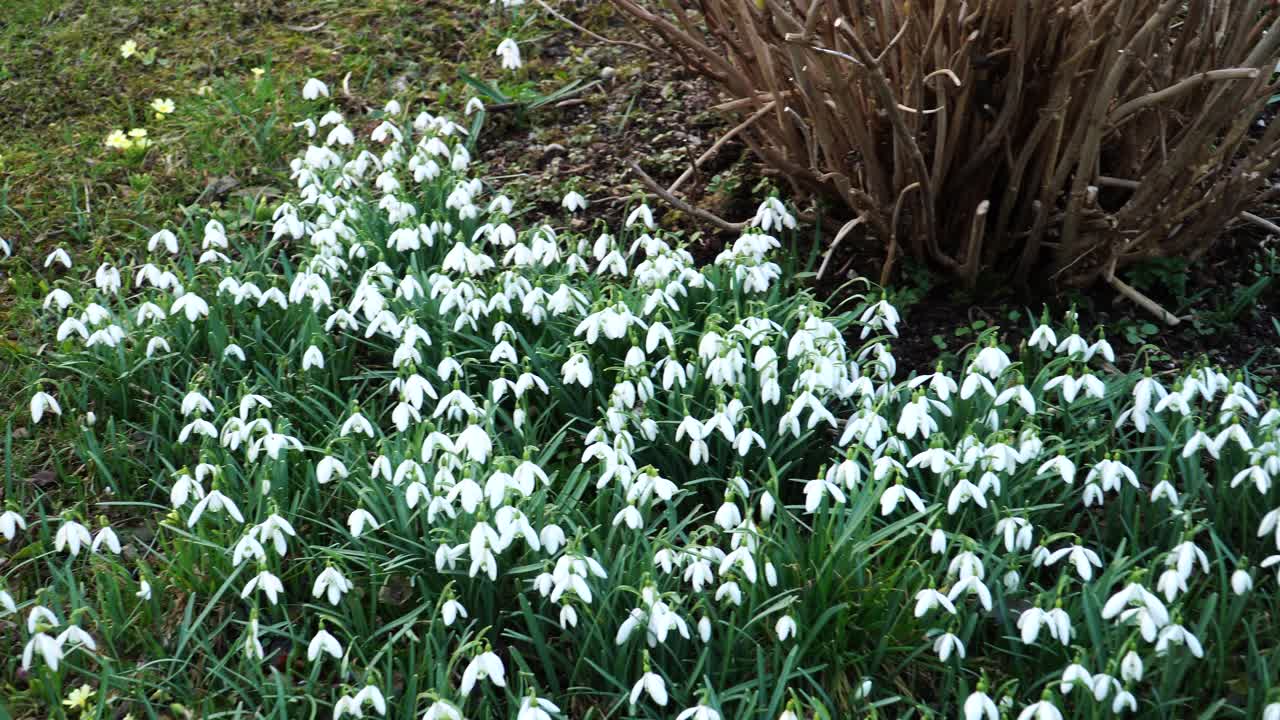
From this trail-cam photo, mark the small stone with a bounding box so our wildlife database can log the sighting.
[600,66,616,82]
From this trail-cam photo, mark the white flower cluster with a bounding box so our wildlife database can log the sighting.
[6,81,1280,719]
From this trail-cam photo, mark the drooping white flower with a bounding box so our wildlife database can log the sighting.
[562,190,587,213]
[55,518,92,556]
[630,670,668,707]
[302,77,330,99]
[30,391,61,424]
[307,628,343,663]
[347,508,378,537]
[496,38,522,70]
[460,650,506,695]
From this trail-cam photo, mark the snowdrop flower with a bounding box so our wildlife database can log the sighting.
[804,478,846,513]
[44,248,72,268]
[242,569,285,605]
[514,695,559,720]
[627,204,655,229]
[460,650,506,695]
[172,293,210,322]
[0,510,26,541]
[148,229,179,254]
[92,525,122,555]
[187,489,245,527]
[1059,663,1093,693]
[880,482,926,516]
[340,410,375,437]
[0,235,9,257]
[965,689,999,720]
[970,343,1011,378]
[858,299,900,338]
[1017,698,1064,720]
[347,508,378,537]
[496,38,522,69]
[932,632,965,661]
[354,685,387,717]
[630,668,668,707]
[1155,622,1204,658]
[302,345,325,370]
[1037,455,1075,484]
[1232,568,1253,595]
[422,700,464,720]
[562,190,587,212]
[1028,323,1057,352]
[676,703,722,720]
[1045,544,1103,581]
[313,565,353,605]
[913,588,956,617]
[55,518,92,556]
[562,353,593,387]
[775,615,797,641]
[441,597,467,626]
[30,391,61,424]
[22,632,63,671]
[1111,690,1137,714]
[1016,606,1069,645]
[136,579,152,600]
[307,628,343,663]
[1087,334,1115,363]
[302,77,329,99]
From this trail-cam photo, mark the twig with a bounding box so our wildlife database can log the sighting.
[1097,175,1140,189]
[668,101,776,194]
[284,21,327,32]
[1110,68,1260,124]
[1105,259,1181,326]
[535,0,652,52]
[1240,211,1280,237]
[880,182,920,287]
[816,216,864,281]
[627,160,748,232]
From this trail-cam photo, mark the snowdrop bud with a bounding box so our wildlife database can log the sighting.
[775,615,797,641]
[930,528,947,554]
[1120,651,1143,683]
[1002,569,1020,593]
[1232,568,1253,595]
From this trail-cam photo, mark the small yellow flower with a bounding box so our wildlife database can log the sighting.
[120,39,138,59]
[251,67,266,80]
[128,128,148,139]
[133,137,153,150]
[150,98,175,116]
[196,84,213,97]
[63,683,95,712]
[105,129,131,150]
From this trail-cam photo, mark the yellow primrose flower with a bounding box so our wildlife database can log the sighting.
[251,67,266,79]
[62,683,95,712]
[151,98,175,116]
[105,130,131,150]
[120,39,138,59]
[196,84,213,97]
[128,128,148,139]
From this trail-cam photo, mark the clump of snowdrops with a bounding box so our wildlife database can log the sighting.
[6,78,1280,720]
